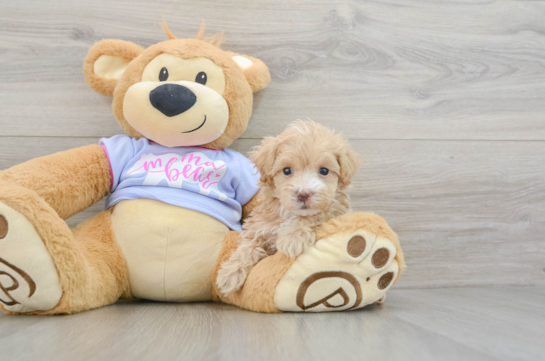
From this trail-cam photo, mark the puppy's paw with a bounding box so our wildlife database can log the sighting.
[277,230,315,258]
[277,242,302,258]
[217,262,248,296]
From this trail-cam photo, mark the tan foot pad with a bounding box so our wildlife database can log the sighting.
[275,230,399,312]
[0,202,62,313]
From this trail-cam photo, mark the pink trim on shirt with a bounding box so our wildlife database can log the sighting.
[101,144,114,190]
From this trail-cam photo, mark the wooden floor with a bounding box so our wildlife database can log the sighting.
[0,0,544,359]
[0,286,542,361]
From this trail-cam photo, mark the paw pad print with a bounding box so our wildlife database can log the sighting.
[275,230,399,312]
[0,202,62,313]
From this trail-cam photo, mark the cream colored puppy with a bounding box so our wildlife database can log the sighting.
[217,120,360,296]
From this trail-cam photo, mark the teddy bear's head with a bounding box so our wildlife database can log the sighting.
[83,22,270,150]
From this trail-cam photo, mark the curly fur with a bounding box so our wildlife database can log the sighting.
[217,120,361,295]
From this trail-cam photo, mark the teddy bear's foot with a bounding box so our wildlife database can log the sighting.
[213,213,404,313]
[0,201,62,313]
[274,228,399,312]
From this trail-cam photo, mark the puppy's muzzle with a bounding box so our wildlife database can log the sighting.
[150,84,197,117]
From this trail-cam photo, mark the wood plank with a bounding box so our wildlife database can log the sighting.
[0,286,543,361]
[1,136,544,288]
[394,287,545,361]
[1,0,545,139]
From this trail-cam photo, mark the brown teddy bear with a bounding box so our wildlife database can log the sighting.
[0,23,405,315]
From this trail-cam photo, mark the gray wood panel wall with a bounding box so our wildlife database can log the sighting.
[0,0,544,289]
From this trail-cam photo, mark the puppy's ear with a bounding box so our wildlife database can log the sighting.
[83,39,144,96]
[230,53,271,93]
[250,136,278,184]
[337,140,361,189]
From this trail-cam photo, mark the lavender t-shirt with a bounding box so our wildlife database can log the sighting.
[100,135,260,231]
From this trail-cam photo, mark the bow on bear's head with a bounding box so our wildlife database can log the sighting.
[83,21,270,150]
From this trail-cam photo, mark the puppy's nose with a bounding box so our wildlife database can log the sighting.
[297,191,312,203]
[150,84,197,117]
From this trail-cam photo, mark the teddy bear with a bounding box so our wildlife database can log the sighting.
[0,22,405,315]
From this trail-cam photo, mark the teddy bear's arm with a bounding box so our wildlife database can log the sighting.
[0,144,111,220]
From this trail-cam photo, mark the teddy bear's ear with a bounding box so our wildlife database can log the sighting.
[83,39,144,97]
[231,54,271,93]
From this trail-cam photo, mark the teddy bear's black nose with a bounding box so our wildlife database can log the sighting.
[149,84,197,117]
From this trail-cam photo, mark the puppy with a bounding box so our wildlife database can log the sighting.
[217,120,360,295]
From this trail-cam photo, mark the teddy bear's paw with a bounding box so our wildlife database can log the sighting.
[0,202,62,313]
[274,229,398,312]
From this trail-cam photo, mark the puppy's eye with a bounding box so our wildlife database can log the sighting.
[319,167,329,176]
[159,67,169,81]
[283,167,292,176]
[195,71,207,85]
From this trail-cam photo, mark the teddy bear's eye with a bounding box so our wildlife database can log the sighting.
[159,67,169,81]
[195,71,207,85]
[283,167,292,176]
